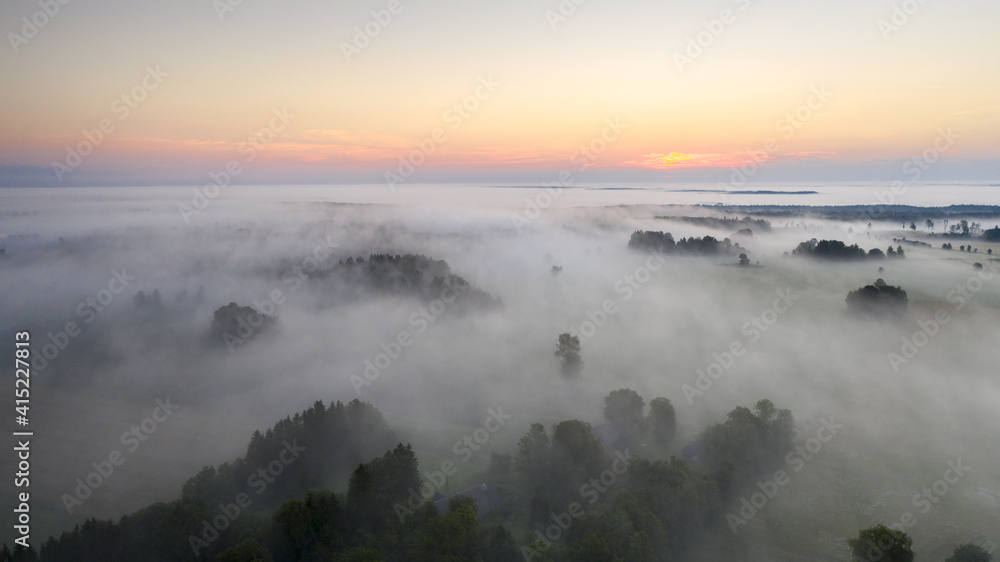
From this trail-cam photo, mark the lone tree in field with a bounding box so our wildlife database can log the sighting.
[555,333,582,376]
[848,525,914,562]
[846,279,908,317]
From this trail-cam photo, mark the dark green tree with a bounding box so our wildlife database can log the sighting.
[603,389,646,443]
[217,538,273,562]
[346,444,420,533]
[552,420,607,472]
[549,420,609,499]
[482,524,521,562]
[342,548,384,561]
[7,544,37,562]
[210,302,275,343]
[627,458,715,553]
[647,397,677,445]
[270,491,342,562]
[555,333,582,375]
[628,230,675,253]
[792,239,868,260]
[846,279,908,317]
[946,543,992,562]
[415,496,481,561]
[848,525,914,562]
[516,423,550,481]
[700,400,794,493]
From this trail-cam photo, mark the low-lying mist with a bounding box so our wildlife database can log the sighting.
[1,187,998,559]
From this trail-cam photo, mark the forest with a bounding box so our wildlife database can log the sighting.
[2,393,989,561]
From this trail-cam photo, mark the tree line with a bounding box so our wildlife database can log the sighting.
[628,231,747,256]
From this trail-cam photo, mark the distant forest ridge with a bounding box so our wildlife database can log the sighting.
[693,204,1000,221]
[655,215,772,232]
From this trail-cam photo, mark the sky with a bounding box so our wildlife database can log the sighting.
[1,0,999,186]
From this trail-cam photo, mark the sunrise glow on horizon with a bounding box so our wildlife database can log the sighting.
[2,0,999,186]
